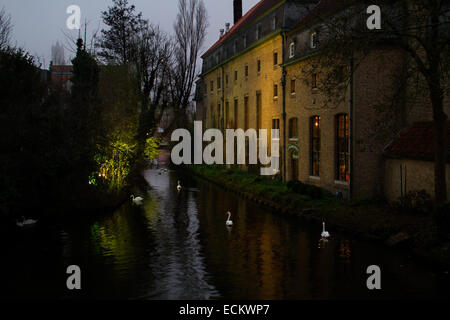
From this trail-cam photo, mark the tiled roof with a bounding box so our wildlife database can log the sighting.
[201,0,284,58]
[384,121,450,162]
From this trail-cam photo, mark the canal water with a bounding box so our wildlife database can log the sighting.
[1,168,449,299]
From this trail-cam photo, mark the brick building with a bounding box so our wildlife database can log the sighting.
[196,0,449,200]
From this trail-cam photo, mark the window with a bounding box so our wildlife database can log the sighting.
[210,105,214,127]
[273,52,278,66]
[217,104,221,129]
[256,92,262,130]
[257,59,261,73]
[210,80,213,92]
[312,73,318,89]
[245,65,249,78]
[225,101,229,128]
[311,116,321,176]
[234,99,238,129]
[234,40,238,54]
[291,79,296,94]
[244,96,249,131]
[256,24,262,40]
[243,34,247,47]
[204,83,207,96]
[273,84,278,98]
[310,31,317,49]
[217,77,221,90]
[289,118,298,138]
[226,74,229,87]
[271,15,277,30]
[336,114,349,181]
[272,118,280,130]
[234,70,238,81]
[289,42,295,58]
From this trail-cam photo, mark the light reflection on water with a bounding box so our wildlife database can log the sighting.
[1,168,449,299]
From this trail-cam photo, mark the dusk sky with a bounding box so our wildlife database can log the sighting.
[1,0,260,68]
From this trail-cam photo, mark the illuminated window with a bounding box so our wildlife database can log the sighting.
[289,118,298,138]
[310,116,321,176]
[336,114,349,181]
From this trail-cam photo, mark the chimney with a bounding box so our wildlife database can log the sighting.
[220,29,225,38]
[225,23,230,32]
[233,0,242,24]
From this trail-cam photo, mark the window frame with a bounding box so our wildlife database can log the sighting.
[310,116,321,176]
[289,117,298,139]
[335,114,350,182]
[289,42,295,58]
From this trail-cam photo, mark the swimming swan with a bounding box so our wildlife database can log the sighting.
[16,216,38,227]
[226,211,233,226]
[321,222,330,238]
[130,195,144,205]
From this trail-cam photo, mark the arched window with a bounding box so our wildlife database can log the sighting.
[336,114,349,181]
[310,116,321,176]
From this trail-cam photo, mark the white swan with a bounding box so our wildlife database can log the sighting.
[177,181,182,192]
[16,216,38,227]
[130,195,144,205]
[321,222,330,238]
[226,211,233,226]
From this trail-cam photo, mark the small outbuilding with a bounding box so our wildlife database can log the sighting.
[384,121,450,202]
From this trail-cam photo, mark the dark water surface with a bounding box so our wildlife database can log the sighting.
[1,168,449,299]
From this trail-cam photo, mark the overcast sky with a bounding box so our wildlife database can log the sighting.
[1,0,259,68]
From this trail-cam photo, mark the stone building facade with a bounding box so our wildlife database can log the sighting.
[196,0,449,200]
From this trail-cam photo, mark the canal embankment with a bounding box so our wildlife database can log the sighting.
[187,165,450,269]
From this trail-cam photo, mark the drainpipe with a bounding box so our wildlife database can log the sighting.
[221,65,225,132]
[349,55,354,201]
[281,31,287,181]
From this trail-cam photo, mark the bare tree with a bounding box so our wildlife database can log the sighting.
[171,0,208,126]
[0,7,12,50]
[296,0,450,203]
[130,20,174,136]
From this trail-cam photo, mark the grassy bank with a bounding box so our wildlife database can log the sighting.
[189,165,450,268]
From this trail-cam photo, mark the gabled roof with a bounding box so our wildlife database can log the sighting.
[201,0,284,58]
[384,121,450,162]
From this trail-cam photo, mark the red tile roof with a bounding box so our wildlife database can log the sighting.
[384,121,450,162]
[201,0,284,58]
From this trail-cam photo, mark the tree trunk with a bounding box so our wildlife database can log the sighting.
[431,89,448,203]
